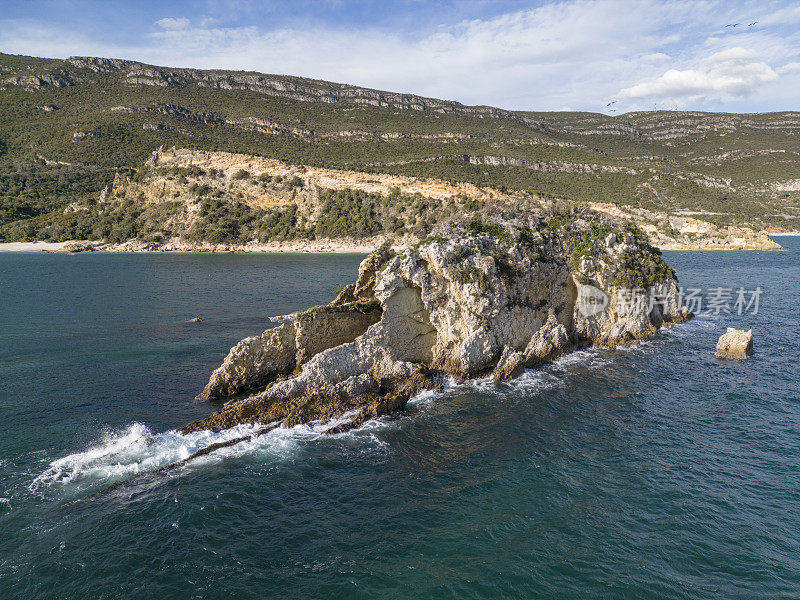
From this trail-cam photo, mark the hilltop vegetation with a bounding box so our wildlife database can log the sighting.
[1,52,799,243]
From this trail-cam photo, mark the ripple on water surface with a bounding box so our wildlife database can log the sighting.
[2,245,800,598]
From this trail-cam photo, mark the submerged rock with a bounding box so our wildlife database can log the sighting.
[185,210,691,433]
[716,328,753,359]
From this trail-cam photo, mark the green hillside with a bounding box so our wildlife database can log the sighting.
[1,52,799,242]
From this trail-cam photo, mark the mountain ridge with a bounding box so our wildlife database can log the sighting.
[1,52,798,244]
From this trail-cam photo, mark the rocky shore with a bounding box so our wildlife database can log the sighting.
[182,209,691,435]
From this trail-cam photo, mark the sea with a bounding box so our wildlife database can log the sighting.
[1,239,798,599]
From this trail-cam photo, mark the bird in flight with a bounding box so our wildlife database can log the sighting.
[606,100,617,107]
[748,21,758,26]
[725,23,741,27]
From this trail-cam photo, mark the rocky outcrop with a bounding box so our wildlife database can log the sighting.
[590,203,783,251]
[184,211,690,434]
[196,302,382,400]
[113,102,224,125]
[293,303,383,365]
[716,328,753,359]
[63,241,97,252]
[101,147,783,253]
[197,321,297,400]
[493,346,526,382]
[64,56,513,120]
[524,314,572,366]
[2,73,75,90]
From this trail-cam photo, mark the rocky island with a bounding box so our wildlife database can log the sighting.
[183,209,690,435]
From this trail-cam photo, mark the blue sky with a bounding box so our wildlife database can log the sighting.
[2,0,799,113]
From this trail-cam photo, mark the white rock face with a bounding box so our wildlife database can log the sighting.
[459,329,500,374]
[294,308,381,365]
[198,322,297,400]
[197,306,380,400]
[188,213,691,432]
[716,328,753,359]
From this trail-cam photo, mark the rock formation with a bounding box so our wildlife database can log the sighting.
[93,148,782,253]
[716,328,753,359]
[493,346,526,382]
[197,302,381,400]
[183,210,690,435]
[63,241,97,252]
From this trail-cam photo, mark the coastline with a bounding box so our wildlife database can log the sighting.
[0,239,377,254]
[1,233,793,253]
[0,241,71,252]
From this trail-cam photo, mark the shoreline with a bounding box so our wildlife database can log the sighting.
[0,240,378,254]
[0,234,793,254]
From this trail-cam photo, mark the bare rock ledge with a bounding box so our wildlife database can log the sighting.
[183,210,691,434]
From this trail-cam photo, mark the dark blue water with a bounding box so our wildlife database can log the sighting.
[1,242,799,599]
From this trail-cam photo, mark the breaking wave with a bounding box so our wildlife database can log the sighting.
[29,338,665,497]
[30,416,353,494]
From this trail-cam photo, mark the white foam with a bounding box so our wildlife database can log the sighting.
[551,348,612,370]
[28,347,632,494]
[31,422,277,491]
[407,385,448,406]
[29,409,387,493]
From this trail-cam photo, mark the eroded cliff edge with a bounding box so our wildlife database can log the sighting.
[183,209,690,434]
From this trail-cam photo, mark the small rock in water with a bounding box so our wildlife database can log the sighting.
[189,316,204,323]
[716,327,753,359]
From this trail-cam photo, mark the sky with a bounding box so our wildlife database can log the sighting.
[1,0,799,114]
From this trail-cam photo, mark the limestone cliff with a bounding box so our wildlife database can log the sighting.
[183,211,690,434]
[197,302,381,401]
[591,203,782,251]
[89,147,781,252]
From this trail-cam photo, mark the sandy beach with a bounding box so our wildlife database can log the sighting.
[0,241,71,252]
[0,239,379,253]
[2,231,794,253]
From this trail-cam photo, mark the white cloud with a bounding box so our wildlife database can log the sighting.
[777,61,800,74]
[756,4,800,27]
[1,0,799,113]
[139,0,716,110]
[640,52,672,63]
[155,17,190,31]
[619,47,778,101]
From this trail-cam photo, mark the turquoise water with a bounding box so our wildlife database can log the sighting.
[1,242,799,599]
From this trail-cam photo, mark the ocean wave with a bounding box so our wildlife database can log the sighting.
[29,416,354,493]
[28,349,638,496]
[552,348,613,370]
